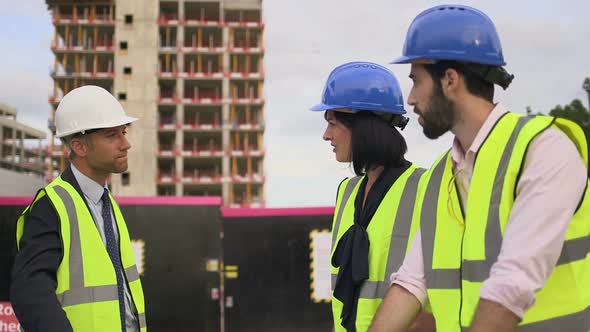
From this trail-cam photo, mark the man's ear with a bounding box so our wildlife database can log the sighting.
[70,137,89,157]
[441,68,461,96]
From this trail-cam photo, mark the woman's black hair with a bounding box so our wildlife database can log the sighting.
[325,110,408,175]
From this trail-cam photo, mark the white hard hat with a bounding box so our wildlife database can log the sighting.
[55,85,138,138]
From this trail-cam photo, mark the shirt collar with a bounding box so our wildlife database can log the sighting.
[451,103,508,164]
[70,164,108,204]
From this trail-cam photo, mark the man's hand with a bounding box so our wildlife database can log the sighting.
[468,299,519,332]
[369,285,421,332]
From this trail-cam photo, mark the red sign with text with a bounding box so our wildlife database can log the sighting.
[0,302,20,332]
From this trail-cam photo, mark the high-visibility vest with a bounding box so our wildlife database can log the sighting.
[330,164,425,331]
[16,176,147,331]
[417,113,590,331]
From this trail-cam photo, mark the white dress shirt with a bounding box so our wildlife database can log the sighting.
[71,164,138,331]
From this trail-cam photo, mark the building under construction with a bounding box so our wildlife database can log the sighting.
[0,104,46,177]
[46,0,265,207]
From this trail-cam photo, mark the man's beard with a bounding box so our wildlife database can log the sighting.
[420,84,456,139]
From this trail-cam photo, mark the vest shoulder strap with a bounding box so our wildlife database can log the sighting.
[553,116,589,166]
[332,176,362,249]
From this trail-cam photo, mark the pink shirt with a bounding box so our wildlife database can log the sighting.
[391,103,588,318]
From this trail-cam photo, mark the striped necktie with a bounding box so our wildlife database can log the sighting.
[101,188,127,332]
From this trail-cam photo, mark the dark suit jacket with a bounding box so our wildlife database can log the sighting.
[10,166,92,332]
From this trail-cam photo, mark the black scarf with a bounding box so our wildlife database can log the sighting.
[331,161,411,331]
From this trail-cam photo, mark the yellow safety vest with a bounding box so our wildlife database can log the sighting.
[331,164,425,331]
[417,113,590,331]
[16,176,147,331]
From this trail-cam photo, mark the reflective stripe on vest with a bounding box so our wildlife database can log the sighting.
[17,179,147,331]
[52,186,142,307]
[138,313,147,330]
[421,154,460,290]
[423,116,590,283]
[331,167,425,298]
[331,176,362,255]
[456,306,590,332]
[330,175,361,292]
[331,166,426,332]
[461,116,532,282]
[421,113,590,331]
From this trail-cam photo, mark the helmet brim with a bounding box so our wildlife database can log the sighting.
[390,55,412,64]
[391,55,506,66]
[390,55,438,64]
[309,103,349,112]
[310,103,406,115]
[55,116,138,138]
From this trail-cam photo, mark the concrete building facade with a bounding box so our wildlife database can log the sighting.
[46,0,265,207]
[0,103,46,178]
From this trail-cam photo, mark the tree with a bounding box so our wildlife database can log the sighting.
[526,106,544,116]
[548,99,590,177]
[549,99,590,131]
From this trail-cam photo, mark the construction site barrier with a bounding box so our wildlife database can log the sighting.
[0,197,334,331]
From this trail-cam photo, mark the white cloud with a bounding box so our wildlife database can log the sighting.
[0,71,52,131]
[0,0,52,131]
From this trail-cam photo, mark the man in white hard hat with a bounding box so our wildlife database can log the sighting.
[10,85,147,332]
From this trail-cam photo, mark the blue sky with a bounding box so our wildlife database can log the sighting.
[1,0,589,206]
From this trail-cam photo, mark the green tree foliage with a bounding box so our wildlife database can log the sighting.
[548,99,590,176]
[549,99,590,132]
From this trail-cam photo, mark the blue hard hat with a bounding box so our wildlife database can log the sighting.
[310,61,406,115]
[391,5,506,66]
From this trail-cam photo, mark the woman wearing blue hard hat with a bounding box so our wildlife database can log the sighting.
[370,4,590,332]
[311,61,434,332]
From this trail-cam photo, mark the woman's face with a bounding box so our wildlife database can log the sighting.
[323,110,352,163]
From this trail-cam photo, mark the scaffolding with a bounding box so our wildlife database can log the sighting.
[156,1,265,207]
[0,104,46,178]
[46,0,265,207]
[46,1,116,181]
